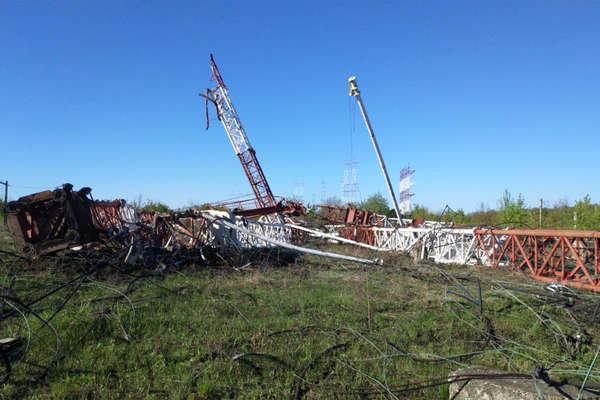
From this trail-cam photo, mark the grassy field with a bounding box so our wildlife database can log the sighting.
[1,227,600,399]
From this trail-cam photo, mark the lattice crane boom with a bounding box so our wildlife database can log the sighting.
[205,54,276,209]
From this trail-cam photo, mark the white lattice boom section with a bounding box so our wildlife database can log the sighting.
[329,223,480,265]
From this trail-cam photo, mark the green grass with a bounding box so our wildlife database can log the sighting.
[1,244,600,399]
[0,221,14,252]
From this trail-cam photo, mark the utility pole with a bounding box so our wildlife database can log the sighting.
[1,180,7,225]
[348,76,403,226]
[539,198,543,228]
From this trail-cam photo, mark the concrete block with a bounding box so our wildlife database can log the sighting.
[449,367,598,400]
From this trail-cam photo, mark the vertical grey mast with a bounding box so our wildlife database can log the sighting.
[348,76,403,226]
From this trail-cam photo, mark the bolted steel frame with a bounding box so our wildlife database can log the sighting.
[474,228,600,292]
[332,220,600,292]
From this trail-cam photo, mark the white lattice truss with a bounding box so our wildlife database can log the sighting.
[163,212,497,266]
[164,212,292,251]
[231,218,293,248]
[371,227,477,264]
[318,223,487,265]
[224,220,498,267]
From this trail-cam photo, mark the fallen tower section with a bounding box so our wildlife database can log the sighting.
[321,205,600,293]
[4,184,376,267]
[6,186,600,293]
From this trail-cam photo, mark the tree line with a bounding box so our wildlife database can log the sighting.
[322,190,600,230]
[4,191,599,230]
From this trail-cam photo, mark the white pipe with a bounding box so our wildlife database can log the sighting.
[287,224,387,252]
[203,214,378,265]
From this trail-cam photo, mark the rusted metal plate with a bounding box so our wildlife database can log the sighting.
[6,184,97,255]
[319,205,388,226]
[233,200,306,218]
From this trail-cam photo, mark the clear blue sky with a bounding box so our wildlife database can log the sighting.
[2,1,599,211]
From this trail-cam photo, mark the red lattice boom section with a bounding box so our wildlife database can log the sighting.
[474,228,600,292]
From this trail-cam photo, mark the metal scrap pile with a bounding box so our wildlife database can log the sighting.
[4,184,304,265]
[4,185,384,284]
[6,184,102,256]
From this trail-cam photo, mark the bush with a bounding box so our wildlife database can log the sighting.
[140,200,170,213]
[359,193,390,215]
[499,190,529,227]
[573,195,600,230]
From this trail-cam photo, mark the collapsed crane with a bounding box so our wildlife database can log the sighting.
[201,55,304,217]
[203,54,276,209]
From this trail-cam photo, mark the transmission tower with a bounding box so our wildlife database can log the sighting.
[292,179,305,202]
[341,86,361,205]
[341,160,360,205]
[320,180,327,203]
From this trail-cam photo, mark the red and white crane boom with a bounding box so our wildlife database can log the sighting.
[204,54,276,209]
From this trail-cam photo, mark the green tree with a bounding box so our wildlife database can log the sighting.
[573,195,600,230]
[499,190,529,227]
[190,203,227,211]
[410,204,438,221]
[360,193,390,215]
[141,200,171,213]
[469,203,498,226]
[544,198,571,229]
[442,208,468,224]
